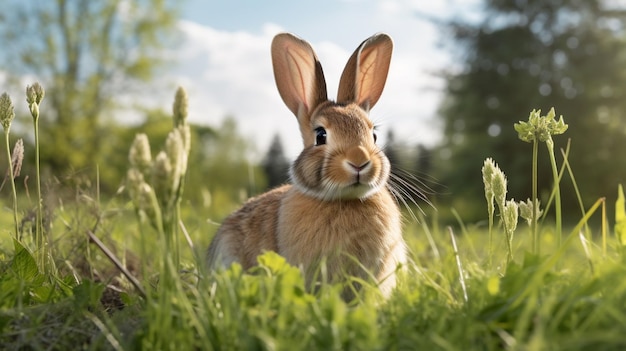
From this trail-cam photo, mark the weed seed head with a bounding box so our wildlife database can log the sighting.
[26,82,45,105]
[515,107,568,143]
[173,86,188,127]
[482,158,495,195]
[129,134,153,175]
[165,129,187,192]
[126,168,145,201]
[26,83,45,119]
[482,158,496,215]
[128,133,152,173]
[491,164,507,211]
[519,198,542,226]
[10,139,24,178]
[503,200,519,234]
[152,151,173,207]
[137,182,161,229]
[0,93,15,131]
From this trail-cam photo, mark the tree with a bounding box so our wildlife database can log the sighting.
[384,129,400,174]
[415,144,432,182]
[435,0,626,221]
[200,117,267,207]
[261,134,290,189]
[0,0,180,177]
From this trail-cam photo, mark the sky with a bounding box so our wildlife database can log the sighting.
[164,0,482,159]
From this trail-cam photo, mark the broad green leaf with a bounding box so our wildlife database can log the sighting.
[11,239,39,280]
[73,280,106,309]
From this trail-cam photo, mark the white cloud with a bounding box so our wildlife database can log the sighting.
[161,15,456,160]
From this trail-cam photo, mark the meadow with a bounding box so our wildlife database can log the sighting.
[1,86,626,350]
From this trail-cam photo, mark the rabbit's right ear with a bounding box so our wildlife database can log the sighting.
[337,34,393,112]
[271,33,328,121]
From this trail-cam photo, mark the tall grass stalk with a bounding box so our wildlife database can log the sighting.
[3,126,19,237]
[546,137,562,246]
[531,138,539,254]
[554,142,594,242]
[481,159,496,266]
[515,108,568,253]
[448,227,468,303]
[513,197,605,306]
[0,92,19,237]
[27,83,51,273]
[33,107,43,244]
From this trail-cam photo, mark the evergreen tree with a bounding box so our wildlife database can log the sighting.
[415,144,432,180]
[384,129,400,174]
[261,134,290,189]
[435,0,626,220]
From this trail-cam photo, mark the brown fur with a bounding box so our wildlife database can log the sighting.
[207,32,407,298]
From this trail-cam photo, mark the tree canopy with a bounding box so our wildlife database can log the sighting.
[435,0,626,220]
[0,0,180,177]
[261,134,290,190]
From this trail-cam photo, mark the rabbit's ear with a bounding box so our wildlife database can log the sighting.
[271,33,328,120]
[337,34,392,111]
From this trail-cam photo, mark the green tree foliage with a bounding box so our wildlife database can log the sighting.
[261,133,290,190]
[0,0,180,178]
[108,113,266,220]
[384,130,400,174]
[196,117,267,219]
[435,0,626,220]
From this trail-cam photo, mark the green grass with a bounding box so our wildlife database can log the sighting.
[3,212,626,350]
[2,88,626,350]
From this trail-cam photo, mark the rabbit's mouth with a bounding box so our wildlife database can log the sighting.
[337,181,379,200]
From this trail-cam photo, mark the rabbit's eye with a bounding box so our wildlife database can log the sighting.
[373,132,378,143]
[315,127,327,146]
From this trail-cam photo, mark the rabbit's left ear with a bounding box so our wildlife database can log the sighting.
[337,34,393,112]
[271,33,328,120]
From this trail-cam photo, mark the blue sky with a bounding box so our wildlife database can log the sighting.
[170,0,482,158]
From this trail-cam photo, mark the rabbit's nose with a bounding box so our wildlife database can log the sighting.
[345,146,370,170]
[348,161,371,172]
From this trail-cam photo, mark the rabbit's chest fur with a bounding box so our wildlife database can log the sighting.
[277,187,405,286]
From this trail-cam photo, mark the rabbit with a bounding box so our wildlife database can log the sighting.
[207,32,407,298]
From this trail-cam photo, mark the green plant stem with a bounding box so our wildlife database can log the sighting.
[487,204,494,267]
[513,197,604,307]
[4,131,19,237]
[33,117,46,271]
[531,139,539,255]
[505,230,514,266]
[558,143,590,238]
[546,137,562,247]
